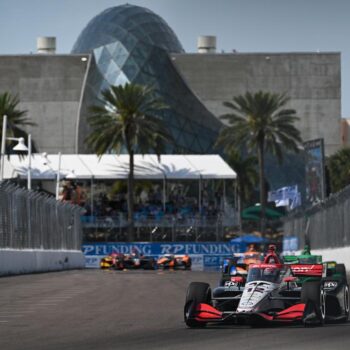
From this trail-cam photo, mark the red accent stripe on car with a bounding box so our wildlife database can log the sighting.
[195,303,223,320]
[291,264,323,276]
[274,303,305,321]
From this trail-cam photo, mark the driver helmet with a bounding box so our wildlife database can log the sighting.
[264,267,276,276]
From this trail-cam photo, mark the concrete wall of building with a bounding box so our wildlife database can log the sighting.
[0,55,89,154]
[171,52,341,156]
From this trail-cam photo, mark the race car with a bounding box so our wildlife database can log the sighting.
[184,260,349,328]
[283,245,322,265]
[219,245,276,286]
[114,251,156,270]
[100,253,121,269]
[100,251,156,270]
[283,245,347,286]
[157,254,192,269]
[220,253,261,286]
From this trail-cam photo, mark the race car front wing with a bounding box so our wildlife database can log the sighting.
[190,302,306,324]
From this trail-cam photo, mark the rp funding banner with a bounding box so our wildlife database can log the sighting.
[82,242,244,270]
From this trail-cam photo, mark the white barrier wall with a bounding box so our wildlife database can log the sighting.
[0,249,85,276]
[304,247,350,267]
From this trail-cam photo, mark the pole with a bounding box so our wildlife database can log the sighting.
[91,176,94,217]
[0,115,7,181]
[223,179,226,212]
[27,134,31,190]
[198,176,202,213]
[56,152,61,200]
[163,175,166,212]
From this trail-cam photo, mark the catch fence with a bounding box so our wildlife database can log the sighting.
[0,182,83,250]
[283,184,350,249]
[82,214,237,242]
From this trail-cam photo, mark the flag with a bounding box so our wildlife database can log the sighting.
[268,185,301,209]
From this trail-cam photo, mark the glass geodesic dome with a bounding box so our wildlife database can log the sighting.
[72,4,221,153]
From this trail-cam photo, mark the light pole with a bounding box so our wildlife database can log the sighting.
[0,114,32,190]
[56,152,61,200]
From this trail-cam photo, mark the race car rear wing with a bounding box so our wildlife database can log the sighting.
[290,263,323,277]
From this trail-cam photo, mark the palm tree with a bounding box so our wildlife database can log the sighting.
[85,83,172,241]
[0,92,35,152]
[216,91,302,234]
[226,149,258,230]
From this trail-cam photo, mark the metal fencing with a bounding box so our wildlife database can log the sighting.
[283,184,350,249]
[82,214,237,242]
[0,182,83,250]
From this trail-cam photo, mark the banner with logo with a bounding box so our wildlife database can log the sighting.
[304,138,326,205]
[82,242,244,270]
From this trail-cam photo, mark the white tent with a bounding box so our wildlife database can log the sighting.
[3,154,236,212]
[3,154,236,180]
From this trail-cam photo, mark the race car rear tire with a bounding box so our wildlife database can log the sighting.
[301,281,325,326]
[184,282,211,328]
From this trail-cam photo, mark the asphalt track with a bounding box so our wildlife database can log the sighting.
[1,269,350,350]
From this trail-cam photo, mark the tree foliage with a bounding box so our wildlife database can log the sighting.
[225,149,258,206]
[327,147,350,193]
[85,83,172,240]
[216,91,302,233]
[0,92,35,152]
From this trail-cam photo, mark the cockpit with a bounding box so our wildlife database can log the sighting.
[247,266,287,284]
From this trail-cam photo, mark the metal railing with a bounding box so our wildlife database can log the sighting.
[283,184,350,250]
[0,182,83,250]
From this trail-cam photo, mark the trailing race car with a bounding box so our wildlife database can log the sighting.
[220,252,262,286]
[100,253,121,269]
[283,245,322,265]
[184,260,349,328]
[219,245,275,286]
[157,254,192,269]
[283,245,347,286]
[100,251,156,270]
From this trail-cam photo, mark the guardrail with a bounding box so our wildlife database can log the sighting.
[0,182,83,250]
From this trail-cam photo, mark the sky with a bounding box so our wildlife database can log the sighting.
[0,0,349,115]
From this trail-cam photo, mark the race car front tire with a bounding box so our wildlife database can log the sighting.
[336,283,350,322]
[301,281,325,326]
[184,282,211,328]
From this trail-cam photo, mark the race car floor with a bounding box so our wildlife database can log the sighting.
[0,269,350,350]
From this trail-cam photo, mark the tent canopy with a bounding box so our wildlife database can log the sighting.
[230,234,268,244]
[3,154,237,181]
[242,205,284,219]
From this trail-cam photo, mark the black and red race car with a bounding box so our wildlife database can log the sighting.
[100,252,156,270]
[184,259,349,328]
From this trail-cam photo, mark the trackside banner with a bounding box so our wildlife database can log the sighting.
[82,242,244,270]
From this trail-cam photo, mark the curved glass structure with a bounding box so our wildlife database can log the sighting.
[72,4,222,153]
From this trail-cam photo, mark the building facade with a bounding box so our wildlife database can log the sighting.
[0,4,341,157]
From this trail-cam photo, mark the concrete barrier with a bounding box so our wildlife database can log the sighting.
[304,247,350,267]
[0,249,85,276]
